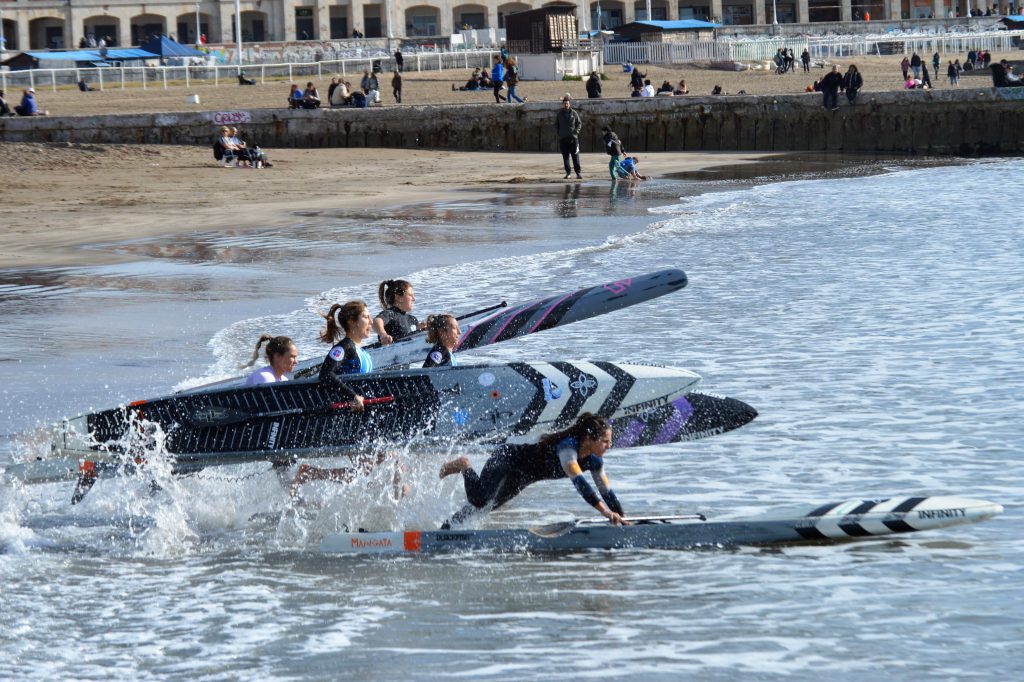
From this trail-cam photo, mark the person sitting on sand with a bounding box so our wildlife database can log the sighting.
[711,85,725,95]
[242,335,298,385]
[904,75,922,89]
[674,79,689,95]
[0,90,14,117]
[217,126,251,166]
[288,83,304,109]
[302,82,321,108]
[453,74,481,91]
[78,78,96,92]
[14,88,47,116]
[655,80,674,95]
[640,79,656,97]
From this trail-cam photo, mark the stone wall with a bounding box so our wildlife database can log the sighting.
[3,89,1023,156]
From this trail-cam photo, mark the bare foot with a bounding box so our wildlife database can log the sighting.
[439,456,471,479]
[289,463,313,497]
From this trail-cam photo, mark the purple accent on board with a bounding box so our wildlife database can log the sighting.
[527,290,579,334]
[484,303,532,345]
[652,398,694,444]
[454,305,523,351]
[614,419,646,449]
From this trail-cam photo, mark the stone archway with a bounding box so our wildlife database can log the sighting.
[406,5,442,37]
[29,17,66,50]
[130,14,168,46]
[82,16,121,47]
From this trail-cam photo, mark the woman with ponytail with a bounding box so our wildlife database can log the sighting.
[318,300,373,410]
[422,314,460,368]
[372,279,424,345]
[242,335,298,385]
[439,413,628,527]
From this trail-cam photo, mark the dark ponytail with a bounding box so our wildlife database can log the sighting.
[539,412,611,449]
[378,279,412,309]
[319,300,367,343]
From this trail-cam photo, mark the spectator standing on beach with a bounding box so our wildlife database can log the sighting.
[395,49,404,73]
[630,68,645,92]
[801,49,811,73]
[920,63,932,89]
[392,71,402,103]
[910,52,922,79]
[841,64,863,104]
[785,48,795,73]
[932,51,941,76]
[505,56,525,104]
[491,55,506,103]
[586,71,602,98]
[819,65,843,111]
[555,95,582,180]
[900,56,911,80]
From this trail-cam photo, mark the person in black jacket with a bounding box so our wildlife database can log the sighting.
[586,71,602,98]
[819,65,843,111]
[910,51,922,79]
[841,64,863,104]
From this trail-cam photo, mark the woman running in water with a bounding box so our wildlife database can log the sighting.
[373,279,425,344]
[439,413,628,527]
[318,300,373,410]
[422,314,460,368]
[242,335,298,385]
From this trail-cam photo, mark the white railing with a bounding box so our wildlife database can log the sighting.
[0,49,499,92]
[602,30,1024,65]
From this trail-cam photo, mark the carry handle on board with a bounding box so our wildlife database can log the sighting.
[528,514,707,539]
[189,395,395,428]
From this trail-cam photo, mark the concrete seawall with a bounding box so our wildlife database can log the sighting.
[3,89,1023,156]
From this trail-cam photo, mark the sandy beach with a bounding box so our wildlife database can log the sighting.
[0,143,774,269]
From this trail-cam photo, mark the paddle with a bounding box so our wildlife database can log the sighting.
[528,514,707,539]
[189,395,395,428]
[359,300,509,351]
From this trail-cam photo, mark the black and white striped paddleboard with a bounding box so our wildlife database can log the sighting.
[320,496,1004,554]
[46,360,700,469]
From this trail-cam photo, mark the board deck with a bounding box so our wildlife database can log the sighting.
[320,496,1004,554]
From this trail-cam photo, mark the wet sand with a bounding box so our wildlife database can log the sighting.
[0,144,775,269]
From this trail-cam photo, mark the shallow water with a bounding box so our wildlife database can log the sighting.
[1,157,1021,679]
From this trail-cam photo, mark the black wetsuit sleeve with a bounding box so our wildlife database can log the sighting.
[422,344,452,368]
[318,341,358,400]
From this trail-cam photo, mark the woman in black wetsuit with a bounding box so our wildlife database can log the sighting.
[422,314,460,368]
[373,279,425,345]
[439,413,629,527]
[318,300,374,411]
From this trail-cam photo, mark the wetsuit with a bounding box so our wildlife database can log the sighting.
[318,337,373,400]
[375,307,419,341]
[423,344,456,368]
[450,437,623,524]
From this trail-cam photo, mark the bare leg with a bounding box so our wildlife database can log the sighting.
[289,463,356,497]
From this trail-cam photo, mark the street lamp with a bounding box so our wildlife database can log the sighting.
[195,1,201,46]
[772,0,779,25]
[235,0,243,74]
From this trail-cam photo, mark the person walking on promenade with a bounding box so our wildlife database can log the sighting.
[586,71,602,98]
[842,64,863,104]
[910,52,922,79]
[948,60,960,87]
[504,56,526,103]
[900,56,911,80]
[491,55,506,103]
[819,65,843,111]
[801,49,811,73]
[555,94,582,179]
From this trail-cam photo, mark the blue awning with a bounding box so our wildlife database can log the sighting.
[631,20,721,29]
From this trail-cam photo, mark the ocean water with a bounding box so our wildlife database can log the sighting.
[1,157,1021,679]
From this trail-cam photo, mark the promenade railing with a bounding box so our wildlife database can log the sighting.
[603,30,1023,65]
[0,48,499,92]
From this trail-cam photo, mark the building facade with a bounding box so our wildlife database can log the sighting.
[0,0,1011,52]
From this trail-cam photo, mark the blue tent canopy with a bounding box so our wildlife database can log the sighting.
[137,35,205,58]
[630,20,721,29]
